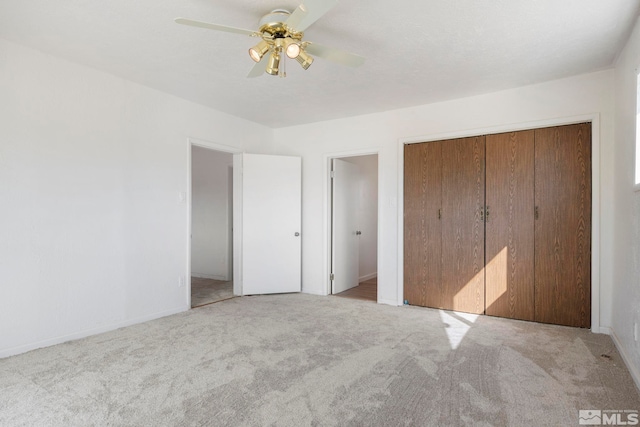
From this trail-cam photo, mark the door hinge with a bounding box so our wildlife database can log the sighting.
[330,171,335,178]
[330,273,335,281]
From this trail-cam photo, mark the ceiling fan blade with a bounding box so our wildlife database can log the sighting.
[286,0,338,32]
[305,43,365,68]
[247,55,269,78]
[175,18,257,37]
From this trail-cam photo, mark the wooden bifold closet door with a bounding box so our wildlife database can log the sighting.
[441,136,485,314]
[404,142,442,308]
[404,136,485,314]
[403,123,591,328]
[485,131,535,321]
[534,124,591,328]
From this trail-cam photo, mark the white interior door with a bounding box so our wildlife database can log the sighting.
[331,158,360,294]
[239,153,301,295]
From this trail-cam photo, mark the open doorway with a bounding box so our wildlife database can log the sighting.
[190,145,234,307]
[330,154,379,302]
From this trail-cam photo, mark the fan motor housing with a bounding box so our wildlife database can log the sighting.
[258,10,301,39]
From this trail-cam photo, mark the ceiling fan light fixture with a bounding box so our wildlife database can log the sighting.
[284,39,301,59]
[265,52,280,75]
[249,40,270,62]
[176,2,365,79]
[294,50,314,70]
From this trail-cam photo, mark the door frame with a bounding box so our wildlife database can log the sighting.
[324,149,381,299]
[187,137,242,308]
[396,113,603,333]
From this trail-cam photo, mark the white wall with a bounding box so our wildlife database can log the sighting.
[0,39,275,357]
[343,155,378,281]
[274,70,616,319]
[0,35,624,362]
[191,146,233,280]
[612,16,640,388]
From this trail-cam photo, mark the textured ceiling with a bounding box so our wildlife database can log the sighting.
[1,0,639,128]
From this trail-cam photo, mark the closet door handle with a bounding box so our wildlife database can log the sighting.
[485,206,490,223]
[535,206,539,220]
[480,206,484,222]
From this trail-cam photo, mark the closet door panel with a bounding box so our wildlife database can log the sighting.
[485,131,535,320]
[441,136,485,314]
[404,142,442,307]
[534,124,591,328]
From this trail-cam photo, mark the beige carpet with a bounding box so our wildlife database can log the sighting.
[191,277,234,307]
[1,294,639,426]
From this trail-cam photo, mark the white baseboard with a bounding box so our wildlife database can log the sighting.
[378,298,401,307]
[610,328,640,392]
[359,272,378,282]
[595,326,612,335]
[0,305,189,359]
[302,289,326,296]
[191,273,229,281]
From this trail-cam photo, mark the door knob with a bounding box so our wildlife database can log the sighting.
[356,231,362,235]
[295,232,300,237]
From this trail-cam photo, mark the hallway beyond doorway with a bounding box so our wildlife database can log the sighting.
[335,277,377,302]
[191,277,233,307]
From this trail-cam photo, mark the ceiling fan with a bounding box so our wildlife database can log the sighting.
[175,0,365,78]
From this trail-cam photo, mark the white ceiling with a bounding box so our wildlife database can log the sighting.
[1,0,639,128]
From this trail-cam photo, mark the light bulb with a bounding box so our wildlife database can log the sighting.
[248,40,270,63]
[286,42,300,59]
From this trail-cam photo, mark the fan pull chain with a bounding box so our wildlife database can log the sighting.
[280,53,287,78]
